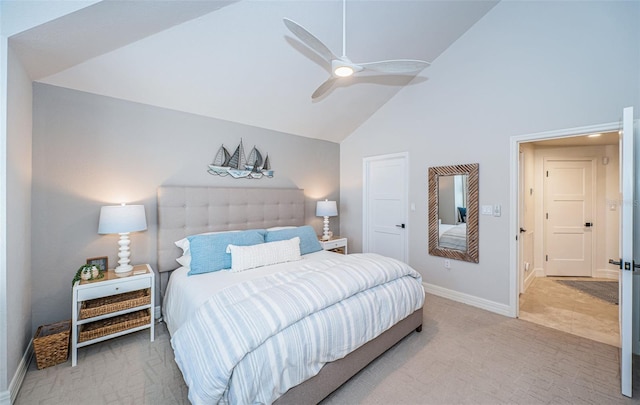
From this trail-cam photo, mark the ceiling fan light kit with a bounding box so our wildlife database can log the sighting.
[332,59,362,77]
[284,0,430,99]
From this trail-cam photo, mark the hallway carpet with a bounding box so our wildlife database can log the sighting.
[556,280,618,305]
[16,294,640,404]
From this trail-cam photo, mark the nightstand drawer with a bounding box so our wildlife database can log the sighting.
[322,240,343,250]
[77,278,150,301]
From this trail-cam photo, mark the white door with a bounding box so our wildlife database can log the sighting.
[544,159,594,277]
[518,151,526,292]
[363,153,408,262]
[616,106,635,397]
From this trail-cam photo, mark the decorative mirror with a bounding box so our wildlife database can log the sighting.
[428,163,479,263]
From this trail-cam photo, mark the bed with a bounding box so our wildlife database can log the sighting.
[438,222,467,251]
[157,186,425,404]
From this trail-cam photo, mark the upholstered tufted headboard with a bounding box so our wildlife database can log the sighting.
[157,186,305,273]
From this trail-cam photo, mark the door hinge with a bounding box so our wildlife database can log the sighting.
[546,213,548,220]
[546,171,549,177]
[545,254,548,262]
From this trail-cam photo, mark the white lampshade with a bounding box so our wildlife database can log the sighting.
[98,204,147,234]
[316,200,338,217]
[98,204,147,273]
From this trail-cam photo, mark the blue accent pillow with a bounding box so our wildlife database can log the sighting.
[265,226,322,255]
[187,229,266,275]
[457,207,467,223]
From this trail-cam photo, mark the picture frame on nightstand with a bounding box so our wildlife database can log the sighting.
[86,256,108,271]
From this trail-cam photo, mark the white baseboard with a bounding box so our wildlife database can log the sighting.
[523,268,537,292]
[3,339,33,405]
[423,282,513,318]
[594,268,619,280]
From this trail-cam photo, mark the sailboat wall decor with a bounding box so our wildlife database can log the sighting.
[207,139,274,179]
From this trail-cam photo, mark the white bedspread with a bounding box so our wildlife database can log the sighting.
[163,250,336,336]
[166,252,424,404]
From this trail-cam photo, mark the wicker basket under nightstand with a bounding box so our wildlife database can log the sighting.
[33,320,71,369]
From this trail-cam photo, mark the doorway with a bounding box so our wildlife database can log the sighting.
[362,152,409,262]
[514,130,620,347]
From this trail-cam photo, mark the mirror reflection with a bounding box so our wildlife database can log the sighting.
[428,163,479,263]
[438,174,468,251]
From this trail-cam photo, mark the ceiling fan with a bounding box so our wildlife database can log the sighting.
[283,0,431,99]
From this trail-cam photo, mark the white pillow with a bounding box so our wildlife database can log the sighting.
[226,237,301,272]
[176,254,191,268]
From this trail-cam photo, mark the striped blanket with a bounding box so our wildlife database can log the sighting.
[439,223,467,251]
[171,253,424,404]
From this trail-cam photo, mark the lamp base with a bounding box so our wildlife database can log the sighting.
[115,232,133,274]
[322,216,331,240]
[114,264,133,274]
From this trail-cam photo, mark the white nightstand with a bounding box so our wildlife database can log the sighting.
[71,264,155,366]
[319,236,348,254]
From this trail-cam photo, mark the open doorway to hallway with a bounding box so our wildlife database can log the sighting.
[516,131,620,347]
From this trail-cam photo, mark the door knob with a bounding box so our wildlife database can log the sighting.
[395,224,405,229]
[585,222,593,227]
[609,258,622,269]
[519,227,526,233]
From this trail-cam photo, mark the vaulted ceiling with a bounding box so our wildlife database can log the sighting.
[10,0,498,143]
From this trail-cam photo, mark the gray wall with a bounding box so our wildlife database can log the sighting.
[32,83,340,331]
[340,1,639,307]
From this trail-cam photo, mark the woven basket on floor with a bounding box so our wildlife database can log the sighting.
[79,288,151,320]
[33,320,70,369]
[79,309,150,342]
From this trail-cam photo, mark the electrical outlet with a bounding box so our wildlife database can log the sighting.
[444,259,451,269]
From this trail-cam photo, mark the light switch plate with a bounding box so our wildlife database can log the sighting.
[493,204,501,217]
[481,205,493,215]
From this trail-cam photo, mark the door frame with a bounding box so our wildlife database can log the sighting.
[542,157,597,277]
[362,152,409,262]
[509,121,621,318]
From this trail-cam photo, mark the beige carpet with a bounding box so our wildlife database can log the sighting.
[16,294,640,404]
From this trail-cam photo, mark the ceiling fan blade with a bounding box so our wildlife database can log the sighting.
[358,59,431,74]
[312,77,338,99]
[283,18,338,62]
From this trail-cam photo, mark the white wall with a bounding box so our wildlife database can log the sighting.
[5,44,33,403]
[31,83,340,331]
[0,33,8,405]
[0,39,34,405]
[1,4,99,401]
[340,1,639,311]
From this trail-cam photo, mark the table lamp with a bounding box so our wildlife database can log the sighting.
[316,199,338,241]
[98,204,147,273]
